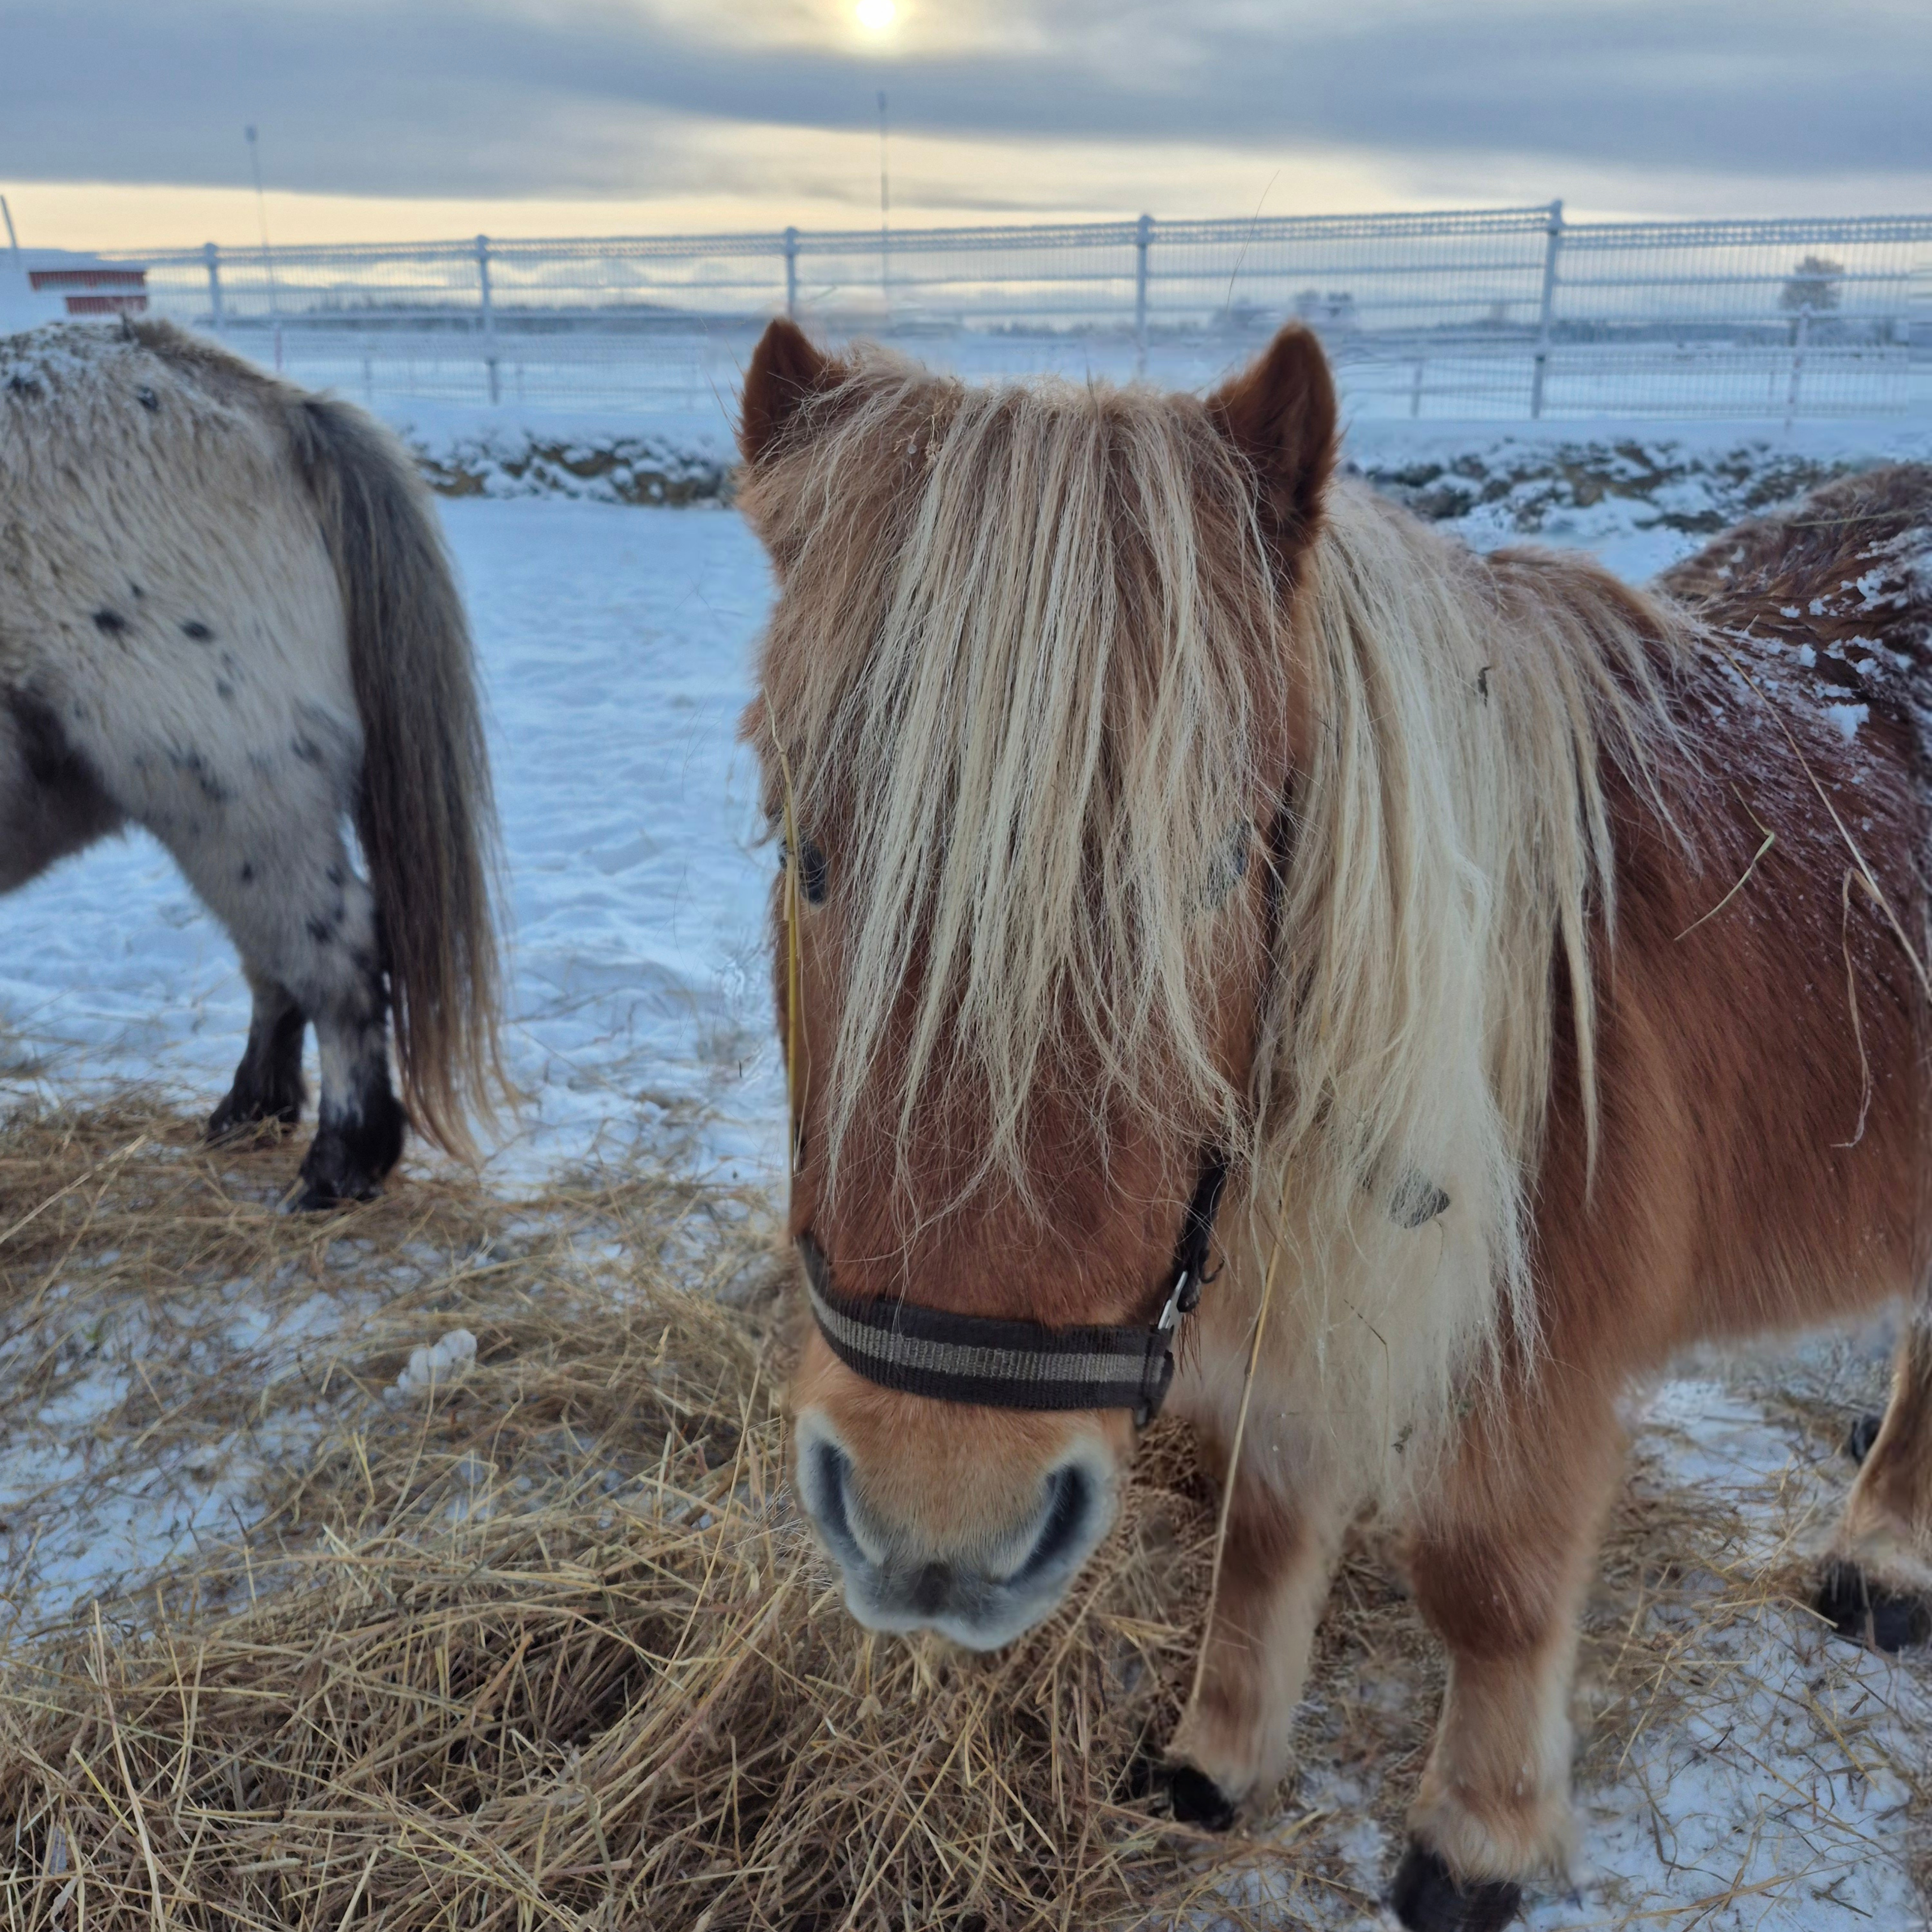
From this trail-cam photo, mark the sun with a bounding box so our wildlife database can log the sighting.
[854,0,896,32]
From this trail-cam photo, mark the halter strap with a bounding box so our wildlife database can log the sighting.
[799,1156,1228,1429]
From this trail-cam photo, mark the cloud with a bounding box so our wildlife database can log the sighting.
[0,0,1924,204]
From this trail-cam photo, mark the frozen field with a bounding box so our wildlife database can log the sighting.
[5,409,1932,1926]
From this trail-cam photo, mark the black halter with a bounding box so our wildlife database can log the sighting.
[799,1155,1228,1429]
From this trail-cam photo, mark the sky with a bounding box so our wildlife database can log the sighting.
[2,0,1927,252]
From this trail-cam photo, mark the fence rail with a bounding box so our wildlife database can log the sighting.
[104,202,1932,421]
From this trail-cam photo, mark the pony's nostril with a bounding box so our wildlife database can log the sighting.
[1013,1464,1092,1584]
[811,1438,857,1550]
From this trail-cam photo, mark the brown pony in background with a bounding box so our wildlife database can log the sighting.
[738,314,1932,1931]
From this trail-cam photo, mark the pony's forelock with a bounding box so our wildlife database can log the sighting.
[746,350,1283,1215]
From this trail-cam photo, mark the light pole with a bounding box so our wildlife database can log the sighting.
[878,90,891,327]
[245,124,282,363]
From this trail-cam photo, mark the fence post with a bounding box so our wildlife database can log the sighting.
[1530,198,1564,419]
[1134,213,1153,372]
[475,233,500,405]
[1785,304,1810,431]
[202,242,225,331]
[784,226,800,321]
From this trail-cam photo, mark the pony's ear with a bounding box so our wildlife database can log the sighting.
[740,318,846,466]
[1206,324,1339,569]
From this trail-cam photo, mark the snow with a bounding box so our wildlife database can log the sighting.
[386,1327,478,1400]
[0,1277,369,1634]
[1542,1380,1926,1931]
[1825,700,1870,741]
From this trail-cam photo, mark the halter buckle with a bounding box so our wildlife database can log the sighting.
[1155,1270,1194,1333]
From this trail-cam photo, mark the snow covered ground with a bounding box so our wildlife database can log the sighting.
[5,403,1932,1924]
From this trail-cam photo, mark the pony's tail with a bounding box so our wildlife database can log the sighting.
[286,395,506,1162]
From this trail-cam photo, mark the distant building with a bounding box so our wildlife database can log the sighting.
[22,248,149,316]
[1,247,150,335]
[1293,288,1360,332]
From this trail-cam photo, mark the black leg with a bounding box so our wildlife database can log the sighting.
[209,982,306,1138]
[294,1078,405,1210]
[293,972,405,1211]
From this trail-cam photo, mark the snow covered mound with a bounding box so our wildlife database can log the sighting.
[383,401,738,506]
[1356,436,1839,534]
[1345,417,1932,580]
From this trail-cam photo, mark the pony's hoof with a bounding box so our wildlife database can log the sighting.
[292,1093,405,1210]
[1121,1752,1235,1831]
[1843,1412,1884,1464]
[1389,1842,1523,1932]
[1164,1762,1237,1831]
[1818,1559,1931,1652]
[290,1181,360,1214]
[292,1145,386,1211]
[207,1092,302,1141]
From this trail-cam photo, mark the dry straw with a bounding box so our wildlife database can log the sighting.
[0,1095,1318,1930]
[2,1095,1926,1926]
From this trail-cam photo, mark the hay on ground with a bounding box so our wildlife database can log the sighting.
[0,1096,1313,1930]
[1,1095,1927,1927]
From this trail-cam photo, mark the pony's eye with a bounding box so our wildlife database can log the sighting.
[782,837,830,905]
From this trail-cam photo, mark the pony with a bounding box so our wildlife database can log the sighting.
[1,320,501,1207]
[737,315,1932,1931]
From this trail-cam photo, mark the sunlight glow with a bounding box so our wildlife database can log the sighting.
[854,0,897,33]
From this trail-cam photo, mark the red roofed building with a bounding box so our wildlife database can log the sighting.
[23,249,149,316]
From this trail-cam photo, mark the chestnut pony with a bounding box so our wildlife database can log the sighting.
[739,316,1932,1931]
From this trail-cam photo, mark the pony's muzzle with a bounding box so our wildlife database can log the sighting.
[794,1410,1118,1650]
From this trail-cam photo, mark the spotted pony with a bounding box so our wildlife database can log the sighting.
[1,320,501,1204]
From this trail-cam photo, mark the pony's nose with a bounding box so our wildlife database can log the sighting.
[794,1413,1114,1649]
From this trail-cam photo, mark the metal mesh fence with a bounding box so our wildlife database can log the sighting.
[107,203,1932,420]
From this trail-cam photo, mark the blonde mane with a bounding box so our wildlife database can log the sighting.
[1250,483,1686,1467]
[749,356,1688,1448]
[748,352,1282,1209]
